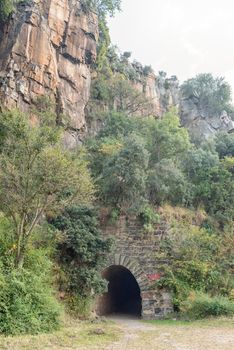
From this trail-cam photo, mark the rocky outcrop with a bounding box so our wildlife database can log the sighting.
[133,72,180,117]
[180,97,234,140]
[0,0,98,147]
[138,72,234,139]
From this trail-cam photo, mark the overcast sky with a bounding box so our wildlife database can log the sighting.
[108,0,234,99]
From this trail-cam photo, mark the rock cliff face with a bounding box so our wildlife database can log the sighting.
[138,72,233,139]
[0,0,98,147]
[133,72,180,117]
[179,96,234,140]
[0,1,233,141]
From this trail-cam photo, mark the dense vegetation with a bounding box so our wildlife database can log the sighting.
[86,110,234,222]
[0,110,94,268]
[0,215,62,335]
[85,33,234,318]
[50,206,112,317]
[85,67,234,316]
[154,206,234,317]
[85,100,234,316]
[0,103,115,333]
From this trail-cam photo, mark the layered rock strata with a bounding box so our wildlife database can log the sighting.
[0,1,233,142]
[0,0,98,146]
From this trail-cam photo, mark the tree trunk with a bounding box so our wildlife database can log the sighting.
[15,251,24,269]
[15,230,25,269]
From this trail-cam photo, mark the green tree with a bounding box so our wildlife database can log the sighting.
[147,159,192,206]
[214,132,234,158]
[91,75,153,116]
[109,76,153,115]
[181,73,233,116]
[82,0,121,18]
[148,109,190,165]
[0,110,94,268]
[100,133,149,210]
[183,148,219,184]
[86,135,123,181]
[96,111,138,139]
[87,111,192,209]
[196,165,234,222]
[51,206,112,297]
[183,147,234,222]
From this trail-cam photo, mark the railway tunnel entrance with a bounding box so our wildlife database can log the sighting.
[97,265,142,317]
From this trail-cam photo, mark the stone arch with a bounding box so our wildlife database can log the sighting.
[96,254,151,317]
[97,264,142,317]
[98,216,174,319]
[109,253,150,292]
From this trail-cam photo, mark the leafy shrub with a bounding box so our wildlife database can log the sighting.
[66,295,94,319]
[181,292,234,319]
[51,206,112,298]
[0,220,62,336]
[156,214,233,311]
[108,208,121,223]
[139,205,160,233]
[0,268,61,335]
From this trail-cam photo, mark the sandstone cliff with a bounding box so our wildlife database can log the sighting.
[0,0,98,147]
[133,72,179,117]
[137,71,234,139]
[0,1,233,141]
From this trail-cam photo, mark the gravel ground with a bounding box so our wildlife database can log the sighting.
[105,316,234,350]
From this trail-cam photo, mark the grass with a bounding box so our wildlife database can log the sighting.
[134,317,234,350]
[144,317,234,328]
[0,317,233,350]
[0,317,122,350]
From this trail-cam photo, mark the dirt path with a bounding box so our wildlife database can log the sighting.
[105,317,234,350]
[105,316,155,349]
[0,317,233,350]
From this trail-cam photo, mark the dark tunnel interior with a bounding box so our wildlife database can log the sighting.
[98,265,142,317]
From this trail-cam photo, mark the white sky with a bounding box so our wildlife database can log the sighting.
[108,0,234,99]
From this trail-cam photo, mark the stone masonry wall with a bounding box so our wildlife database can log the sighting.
[100,215,173,319]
